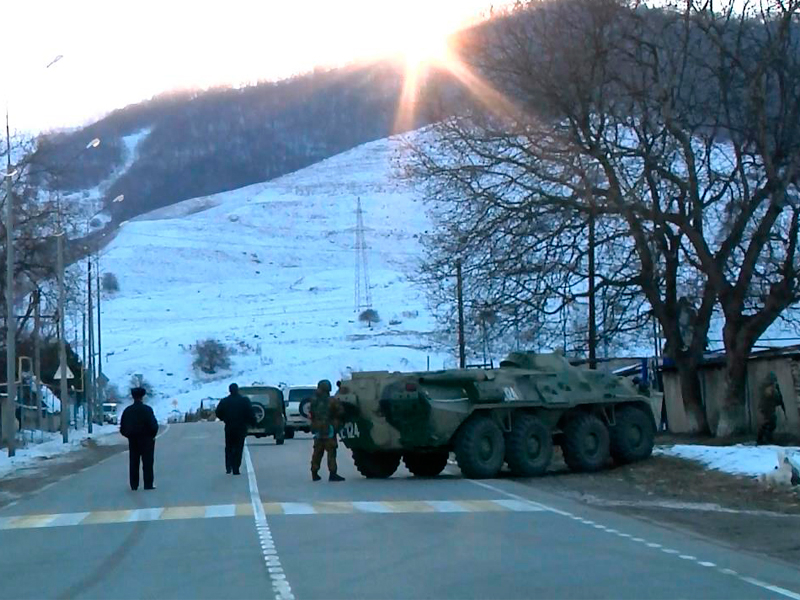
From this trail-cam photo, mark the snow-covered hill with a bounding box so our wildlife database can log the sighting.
[95,135,452,421]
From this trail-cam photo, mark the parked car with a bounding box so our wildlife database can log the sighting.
[283,385,315,438]
[240,385,286,445]
[102,402,119,425]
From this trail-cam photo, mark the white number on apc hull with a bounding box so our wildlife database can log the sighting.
[340,422,360,439]
[503,387,521,401]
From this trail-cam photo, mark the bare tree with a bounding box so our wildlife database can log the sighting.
[408,0,800,434]
[1,132,91,380]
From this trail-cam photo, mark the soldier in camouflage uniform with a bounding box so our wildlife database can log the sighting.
[756,372,785,446]
[309,379,345,482]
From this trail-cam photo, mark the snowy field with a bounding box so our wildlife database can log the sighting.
[88,134,453,422]
[656,444,800,478]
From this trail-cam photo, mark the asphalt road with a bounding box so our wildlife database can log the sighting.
[1,422,799,600]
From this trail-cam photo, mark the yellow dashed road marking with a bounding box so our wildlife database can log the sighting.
[161,506,208,521]
[82,510,133,525]
[6,514,58,529]
[312,501,358,514]
[0,498,545,532]
[383,500,437,513]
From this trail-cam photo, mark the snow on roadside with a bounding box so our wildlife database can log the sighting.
[0,425,121,480]
[655,444,800,478]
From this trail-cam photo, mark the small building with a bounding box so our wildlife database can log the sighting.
[661,346,800,435]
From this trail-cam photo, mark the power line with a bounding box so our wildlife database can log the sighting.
[110,228,423,257]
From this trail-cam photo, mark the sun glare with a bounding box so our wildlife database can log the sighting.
[401,27,453,72]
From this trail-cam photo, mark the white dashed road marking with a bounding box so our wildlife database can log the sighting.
[244,443,294,600]
[464,477,800,599]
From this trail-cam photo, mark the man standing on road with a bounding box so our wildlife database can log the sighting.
[309,379,345,482]
[757,372,785,445]
[120,387,159,491]
[215,383,256,475]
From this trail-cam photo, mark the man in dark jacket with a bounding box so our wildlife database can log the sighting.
[215,383,256,475]
[120,387,159,490]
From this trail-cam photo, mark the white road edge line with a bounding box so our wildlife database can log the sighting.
[467,478,569,515]
[464,476,800,599]
[739,577,800,600]
[244,443,294,600]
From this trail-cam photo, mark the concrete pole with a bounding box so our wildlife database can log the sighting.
[588,206,597,370]
[33,289,42,433]
[87,260,94,433]
[96,258,102,375]
[58,230,69,443]
[4,110,16,457]
[456,259,465,369]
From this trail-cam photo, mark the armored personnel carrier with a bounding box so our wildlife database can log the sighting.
[335,351,658,479]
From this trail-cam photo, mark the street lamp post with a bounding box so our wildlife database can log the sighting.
[3,111,16,457]
[57,137,101,442]
[86,193,122,430]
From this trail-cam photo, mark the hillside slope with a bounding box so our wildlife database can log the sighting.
[97,134,451,420]
[36,61,453,226]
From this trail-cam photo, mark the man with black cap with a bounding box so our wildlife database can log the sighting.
[120,387,159,490]
[309,379,345,482]
[215,383,256,475]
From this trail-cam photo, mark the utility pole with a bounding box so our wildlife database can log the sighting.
[588,205,597,369]
[87,260,94,433]
[33,289,42,433]
[57,227,69,443]
[4,109,16,457]
[96,260,102,394]
[82,310,86,420]
[456,259,466,369]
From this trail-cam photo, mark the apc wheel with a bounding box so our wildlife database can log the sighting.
[505,414,553,477]
[403,451,449,477]
[352,450,401,478]
[562,413,610,473]
[610,406,655,465]
[454,415,505,479]
[275,437,285,445]
[285,427,295,439]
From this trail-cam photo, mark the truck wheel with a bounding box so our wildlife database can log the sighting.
[403,451,449,477]
[454,415,505,479]
[285,427,295,439]
[562,413,610,473]
[610,405,655,465]
[352,450,401,478]
[505,414,553,477]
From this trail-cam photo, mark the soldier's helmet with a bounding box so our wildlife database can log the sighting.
[317,379,332,393]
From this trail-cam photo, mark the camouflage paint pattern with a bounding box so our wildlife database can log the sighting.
[335,352,659,453]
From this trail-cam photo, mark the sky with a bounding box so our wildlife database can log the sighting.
[1,0,507,134]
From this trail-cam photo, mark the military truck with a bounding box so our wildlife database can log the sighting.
[335,351,658,479]
[240,385,287,445]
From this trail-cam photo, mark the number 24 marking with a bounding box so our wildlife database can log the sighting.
[341,422,360,438]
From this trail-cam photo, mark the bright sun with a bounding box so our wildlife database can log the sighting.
[401,27,452,72]
[375,5,462,72]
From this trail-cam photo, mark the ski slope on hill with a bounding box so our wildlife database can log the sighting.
[96,135,453,421]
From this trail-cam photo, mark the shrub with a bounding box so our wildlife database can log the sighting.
[192,339,231,374]
[102,272,120,293]
[128,375,154,397]
[359,309,380,326]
